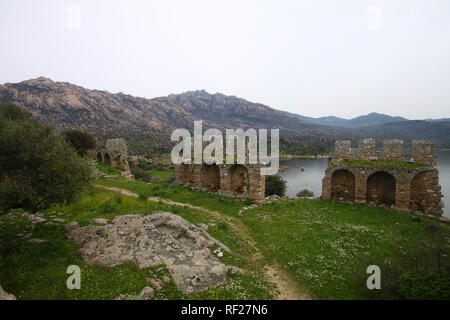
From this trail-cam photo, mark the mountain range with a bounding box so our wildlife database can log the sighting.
[1,77,449,153]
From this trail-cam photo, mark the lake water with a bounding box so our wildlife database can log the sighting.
[278,149,450,218]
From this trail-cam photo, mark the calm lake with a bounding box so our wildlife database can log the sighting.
[278,149,450,218]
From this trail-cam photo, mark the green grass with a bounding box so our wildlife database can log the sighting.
[0,186,272,300]
[96,162,122,175]
[240,198,450,299]
[148,169,174,182]
[97,177,250,217]
[2,177,449,299]
[329,160,427,169]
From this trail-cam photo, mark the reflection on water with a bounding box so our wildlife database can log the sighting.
[278,150,450,218]
[436,149,450,218]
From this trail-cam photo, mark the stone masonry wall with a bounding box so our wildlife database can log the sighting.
[174,163,265,201]
[322,139,443,215]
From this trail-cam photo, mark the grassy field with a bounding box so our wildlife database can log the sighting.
[0,186,272,300]
[1,164,449,299]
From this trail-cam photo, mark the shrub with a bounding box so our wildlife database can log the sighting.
[63,129,96,157]
[296,189,314,198]
[0,103,94,213]
[265,175,286,197]
[131,167,151,182]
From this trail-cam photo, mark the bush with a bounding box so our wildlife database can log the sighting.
[63,129,96,157]
[296,189,314,198]
[131,167,151,182]
[265,175,286,197]
[0,103,94,213]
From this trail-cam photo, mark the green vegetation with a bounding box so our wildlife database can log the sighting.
[130,167,152,182]
[97,177,249,217]
[265,175,287,197]
[96,162,122,175]
[330,160,427,169]
[0,103,94,213]
[296,189,315,198]
[149,169,174,182]
[63,130,96,157]
[0,187,273,300]
[240,199,449,299]
[1,164,448,299]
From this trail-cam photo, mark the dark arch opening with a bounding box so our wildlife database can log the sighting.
[230,165,249,195]
[97,152,103,162]
[201,164,220,191]
[103,153,111,165]
[366,171,396,206]
[331,169,355,201]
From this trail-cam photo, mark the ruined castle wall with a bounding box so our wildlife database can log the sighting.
[323,139,443,215]
[96,138,133,178]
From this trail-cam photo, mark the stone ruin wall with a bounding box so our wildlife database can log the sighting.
[96,138,133,178]
[173,137,266,201]
[332,138,436,165]
[323,139,443,215]
[174,162,266,201]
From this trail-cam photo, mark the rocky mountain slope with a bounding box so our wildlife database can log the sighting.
[1,77,449,152]
[0,77,351,152]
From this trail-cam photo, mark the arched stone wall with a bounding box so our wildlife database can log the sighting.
[331,169,355,201]
[366,171,396,206]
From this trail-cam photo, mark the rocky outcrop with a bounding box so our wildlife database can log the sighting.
[67,212,230,294]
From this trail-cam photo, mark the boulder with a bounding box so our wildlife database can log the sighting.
[139,286,155,299]
[67,212,230,294]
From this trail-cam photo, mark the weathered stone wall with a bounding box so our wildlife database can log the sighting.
[383,139,403,161]
[412,140,436,166]
[330,139,436,164]
[323,138,444,215]
[174,163,265,201]
[96,138,133,178]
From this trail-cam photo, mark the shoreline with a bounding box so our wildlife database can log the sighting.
[279,154,329,160]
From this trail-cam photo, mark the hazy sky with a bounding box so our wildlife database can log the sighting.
[1,0,449,119]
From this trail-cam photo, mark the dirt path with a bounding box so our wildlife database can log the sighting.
[95,184,311,300]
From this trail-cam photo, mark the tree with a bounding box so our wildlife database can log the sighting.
[265,175,287,197]
[63,129,96,157]
[0,103,95,213]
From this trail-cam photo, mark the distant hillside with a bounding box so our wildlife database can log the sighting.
[285,111,409,128]
[1,77,450,153]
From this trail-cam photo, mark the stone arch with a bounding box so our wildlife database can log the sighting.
[201,164,220,191]
[366,171,396,206]
[179,164,194,185]
[229,165,249,195]
[103,153,111,165]
[331,169,355,201]
[410,171,432,212]
[97,152,103,162]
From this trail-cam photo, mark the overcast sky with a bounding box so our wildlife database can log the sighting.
[1,0,449,119]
